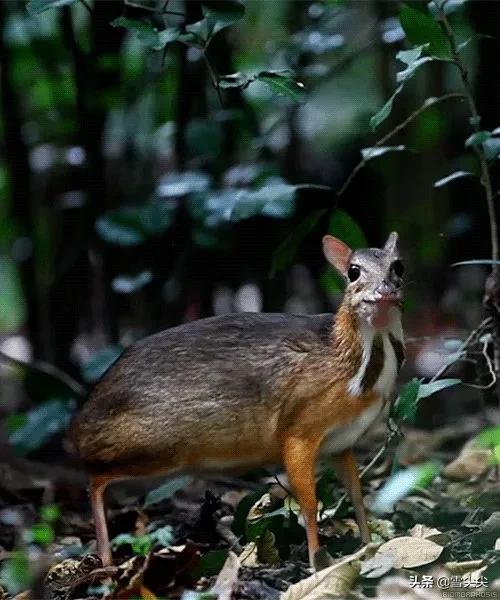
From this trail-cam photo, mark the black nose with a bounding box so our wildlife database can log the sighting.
[378,280,396,297]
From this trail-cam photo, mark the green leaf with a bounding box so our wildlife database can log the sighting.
[112,271,153,294]
[256,71,305,102]
[371,45,437,130]
[144,476,190,508]
[26,0,77,16]
[452,259,500,266]
[370,85,403,130]
[40,504,61,523]
[96,200,175,246]
[218,72,251,89]
[270,210,327,276]
[150,525,174,548]
[111,17,179,50]
[28,522,55,545]
[157,171,212,198]
[198,180,297,226]
[232,488,269,538]
[95,209,147,246]
[372,462,441,514]
[111,533,137,550]
[483,137,500,160]
[465,130,491,148]
[0,550,32,594]
[81,346,123,383]
[474,426,500,449]
[393,378,460,423]
[111,526,173,555]
[418,379,461,402]
[202,1,245,35]
[399,4,451,59]
[361,145,406,160]
[184,1,244,44]
[191,549,229,579]
[433,170,474,187]
[8,400,73,455]
[397,56,435,83]
[327,209,367,250]
[393,378,421,422]
[428,0,469,17]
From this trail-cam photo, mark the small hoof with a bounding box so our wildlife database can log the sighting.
[312,546,335,571]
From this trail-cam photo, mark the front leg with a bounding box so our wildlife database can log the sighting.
[331,448,371,543]
[282,435,322,566]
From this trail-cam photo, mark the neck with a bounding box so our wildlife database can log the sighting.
[331,301,404,396]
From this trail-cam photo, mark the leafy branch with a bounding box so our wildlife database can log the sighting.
[434,0,498,268]
[337,92,464,197]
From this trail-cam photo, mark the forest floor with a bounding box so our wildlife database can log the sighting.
[1,413,500,600]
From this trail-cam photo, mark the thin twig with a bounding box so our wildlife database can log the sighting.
[203,53,224,107]
[0,350,86,398]
[337,93,464,197]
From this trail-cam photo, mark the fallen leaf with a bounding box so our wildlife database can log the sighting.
[375,536,443,568]
[360,551,395,578]
[409,524,442,538]
[211,551,240,600]
[240,542,259,567]
[281,543,377,600]
[257,529,280,565]
[247,493,275,520]
[443,446,492,480]
[445,560,485,574]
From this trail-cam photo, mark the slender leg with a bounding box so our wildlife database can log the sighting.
[89,476,113,566]
[331,448,371,543]
[282,436,321,566]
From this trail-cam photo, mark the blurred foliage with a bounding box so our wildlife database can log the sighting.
[0,0,497,503]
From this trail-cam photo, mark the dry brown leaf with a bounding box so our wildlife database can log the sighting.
[281,543,378,600]
[211,550,240,600]
[376,536,443,568]
[409,524,442,539]
[443,446,492,480]
[360,551,395,578]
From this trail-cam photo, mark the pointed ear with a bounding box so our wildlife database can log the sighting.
[384,231,399,254]
[322,235,352,274]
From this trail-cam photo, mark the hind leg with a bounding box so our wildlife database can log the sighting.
[89,476,113,566]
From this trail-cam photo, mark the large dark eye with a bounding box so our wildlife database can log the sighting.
[392,260,404,277]
[347,264,361,282]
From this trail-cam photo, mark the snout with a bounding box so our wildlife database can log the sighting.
[375,281,402,305]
